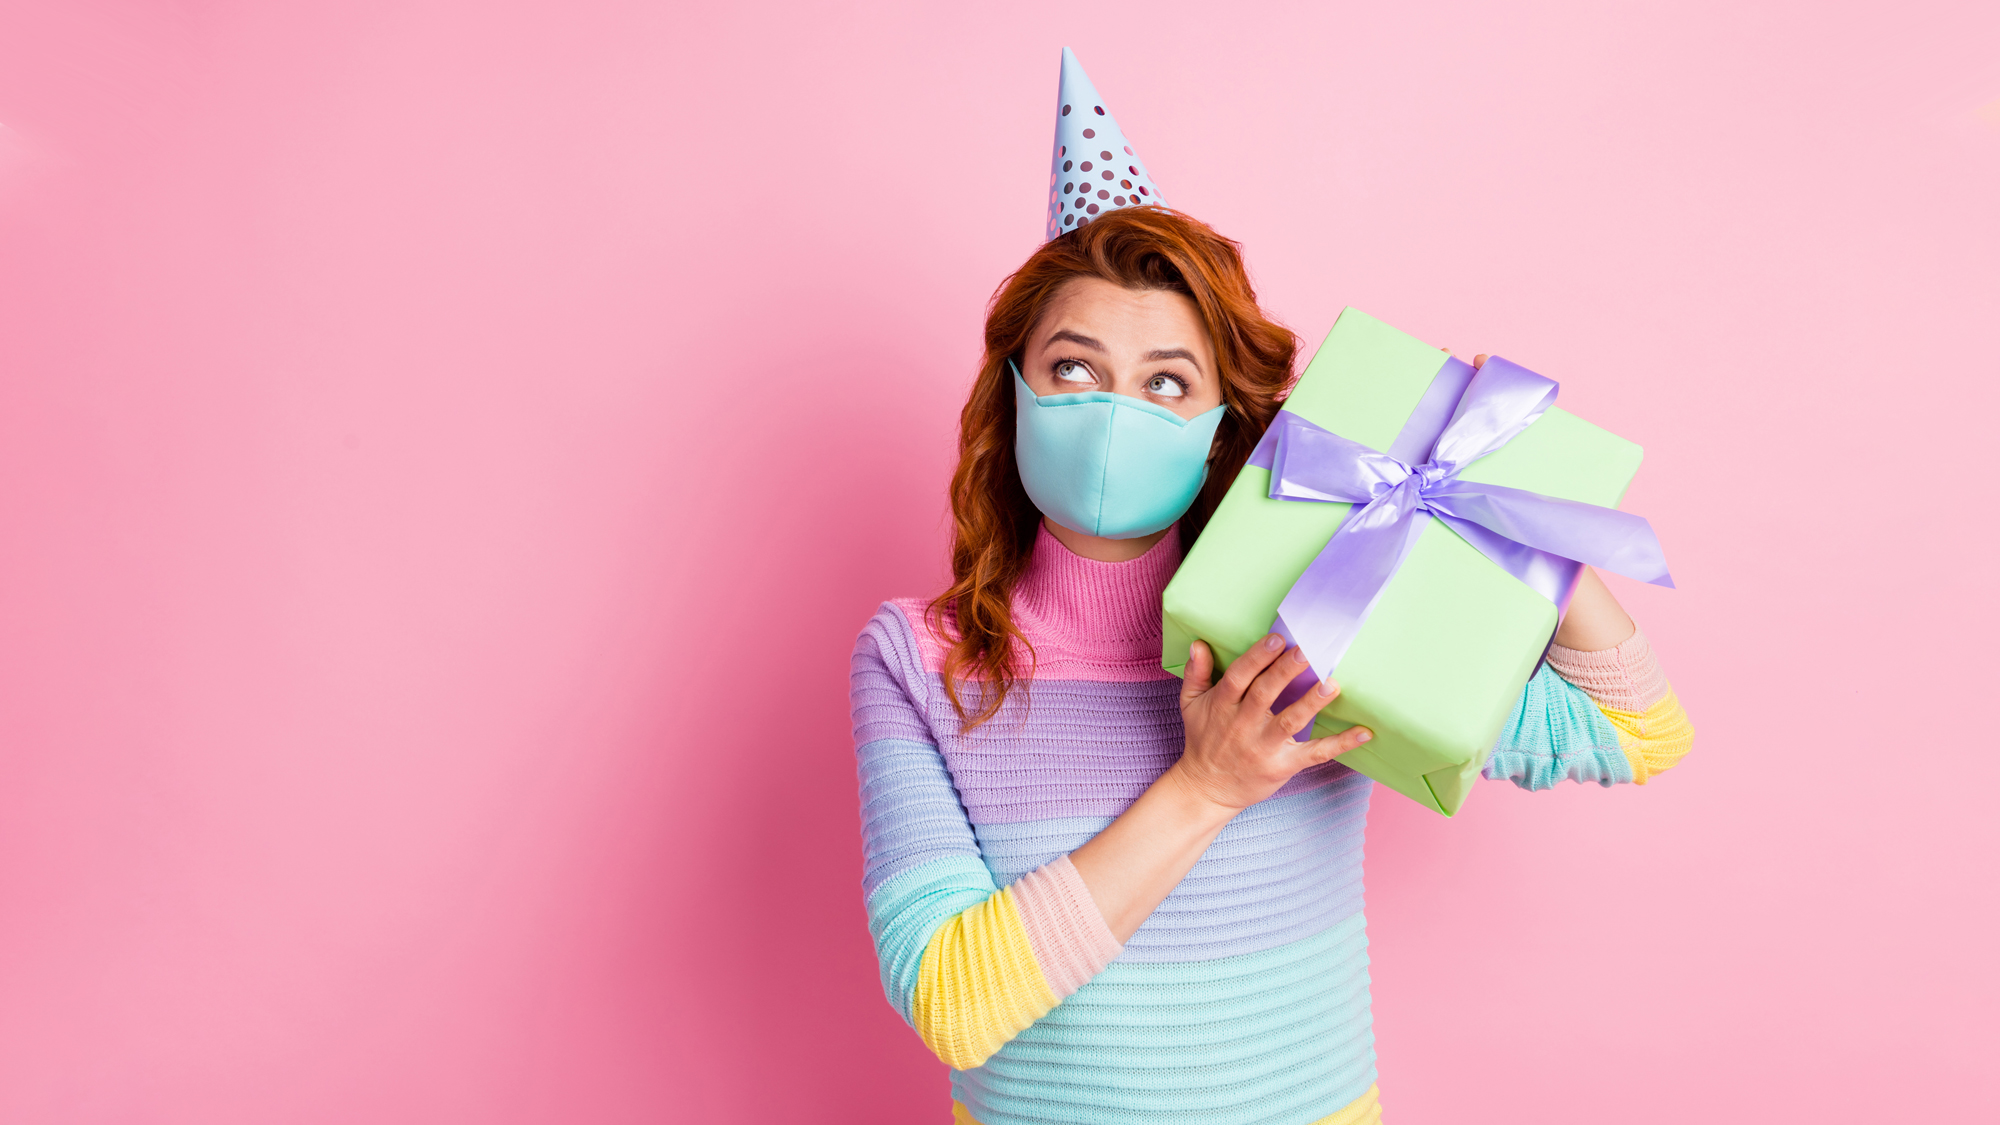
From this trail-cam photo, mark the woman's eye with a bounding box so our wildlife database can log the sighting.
[1054,361,1094,384]
[1146,374,1187,398]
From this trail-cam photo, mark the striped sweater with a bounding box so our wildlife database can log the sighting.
[851,524,1693,1125]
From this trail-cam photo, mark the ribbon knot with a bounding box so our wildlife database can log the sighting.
[1245,355,1674,734]
[1410,461,1450,494]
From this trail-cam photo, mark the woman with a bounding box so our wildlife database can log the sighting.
[851,206,1693,1125]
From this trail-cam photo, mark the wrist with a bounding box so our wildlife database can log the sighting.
[1157,760,1249,829]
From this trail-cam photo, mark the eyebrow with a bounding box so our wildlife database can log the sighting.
[1046,329,1106,351]
[1045,331,1205,371]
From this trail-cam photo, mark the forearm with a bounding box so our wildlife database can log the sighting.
[1553,567,1635,651]
[891,765,1250,1068]
[1067,634,1371,942]
[1487,564,1696,789]
[1067,765,1239,942]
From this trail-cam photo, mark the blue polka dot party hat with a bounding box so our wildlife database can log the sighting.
[1045,47,1165,240]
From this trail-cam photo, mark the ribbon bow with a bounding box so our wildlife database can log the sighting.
[1253,356,1673,725]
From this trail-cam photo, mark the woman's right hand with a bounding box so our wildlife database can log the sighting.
[1070,635,1375,941]
[1170,635,1373,812]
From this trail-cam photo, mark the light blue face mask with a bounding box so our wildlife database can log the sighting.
[1011,361,1226,540]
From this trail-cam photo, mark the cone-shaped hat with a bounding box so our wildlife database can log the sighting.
[1044,48,1165,240]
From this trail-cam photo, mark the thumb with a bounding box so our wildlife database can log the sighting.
[1180,640,1215,707]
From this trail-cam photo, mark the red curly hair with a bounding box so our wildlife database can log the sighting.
[930,206,1299,728]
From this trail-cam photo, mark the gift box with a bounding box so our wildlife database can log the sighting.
[1161,308,1667,815]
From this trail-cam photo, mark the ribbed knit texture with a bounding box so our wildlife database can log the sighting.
[1482,663,1632,789]
[914,887,1060,1069]
[956,1089,1380,1125]
[1546,631,1669,711]
[1545,631,1695,783]
[853,524,1691,1123]
[1011,856,1121,996]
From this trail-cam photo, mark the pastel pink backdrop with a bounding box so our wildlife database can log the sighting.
[1,2,1994,1122]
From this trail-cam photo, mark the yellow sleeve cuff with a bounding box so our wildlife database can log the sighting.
[1599,690,1696,783]
[912,886,1059,1070]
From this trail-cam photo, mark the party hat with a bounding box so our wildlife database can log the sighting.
[1044,48,1165,240]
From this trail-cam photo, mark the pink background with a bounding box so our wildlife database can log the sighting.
[2,2,1995,1121]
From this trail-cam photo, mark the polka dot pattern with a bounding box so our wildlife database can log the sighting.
[1043,47,1165,241]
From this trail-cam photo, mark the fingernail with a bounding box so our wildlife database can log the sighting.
[1290,646,1309,664]
[1316,678,1338,697]
[1264,634,1284,653]
[1356,731,1372,743]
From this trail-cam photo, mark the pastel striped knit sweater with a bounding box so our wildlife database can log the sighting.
[851,524,1693,1125]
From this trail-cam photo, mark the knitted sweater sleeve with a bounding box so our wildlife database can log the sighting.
[852,607,1123,1070]
[1483,630,1695,790]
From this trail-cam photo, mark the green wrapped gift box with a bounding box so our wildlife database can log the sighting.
[1160,308,1645,816]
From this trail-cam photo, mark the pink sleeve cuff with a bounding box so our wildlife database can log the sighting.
[1546,629,1670,712]
[1010,855,1123,999]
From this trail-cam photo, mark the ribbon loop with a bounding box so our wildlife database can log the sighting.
[1263,356,1673,695]
[1430,357,1559,471]
[1266,413,1410,504]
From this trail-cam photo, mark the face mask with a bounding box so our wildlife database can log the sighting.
[1012,361,1226,540]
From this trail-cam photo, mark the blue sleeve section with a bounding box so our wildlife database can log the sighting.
[1482,663,1632,790]
[851,607,997,1023]
[858,737,982,898]
[865,855,1000,1024]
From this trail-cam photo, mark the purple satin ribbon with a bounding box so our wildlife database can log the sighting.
[1247,355,1675,738]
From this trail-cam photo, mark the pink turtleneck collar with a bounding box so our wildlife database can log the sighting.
[1008,522,1182,681]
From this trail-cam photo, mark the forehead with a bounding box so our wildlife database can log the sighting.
[1036,278,1210,354]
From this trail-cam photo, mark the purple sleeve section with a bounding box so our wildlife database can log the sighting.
[853,605,981,900]
[852,603,936,747]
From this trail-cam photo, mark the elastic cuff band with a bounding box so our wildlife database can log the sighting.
[1547,630,1669,712]
[1010,855,1122,997]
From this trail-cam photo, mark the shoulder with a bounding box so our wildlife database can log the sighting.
[854,597,953,680]
[851,598,956,738]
